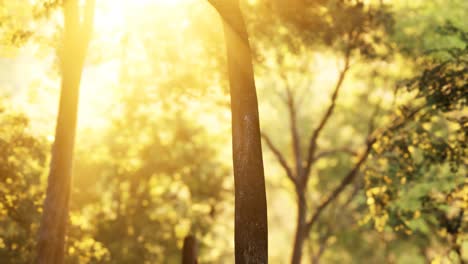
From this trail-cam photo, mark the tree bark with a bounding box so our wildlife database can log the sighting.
[182,235,198,264]
[291,192,306,264]
[208,1,268,263]
[35,1,94,263]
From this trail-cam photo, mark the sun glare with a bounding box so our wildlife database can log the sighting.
[77,0,195,129]
[94,0,190,30]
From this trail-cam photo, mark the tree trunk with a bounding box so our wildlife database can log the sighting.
[35,1,94,263]
[208,1,268,263]
[182,235,198,264]
[291,192,307,264]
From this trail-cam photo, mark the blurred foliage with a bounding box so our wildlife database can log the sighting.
[364,24,467,263]
[245,0,395,62]
[390,0,468,59]
[0,102,47,263]
[0,0,467,263]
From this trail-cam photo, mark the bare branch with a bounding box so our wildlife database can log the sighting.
[311,182,360,263]
[341,180,362,210]
[304,104,425,235]
[296,74,313,109]
[261,132,296,185]
[280,71,303,177]
[303,43,353,181]
[313,228,332,264]
[370,104,425,141]
[313,147,358,162]
[367,99,382,136]
[305,138,375,235]
[272,86,288,106]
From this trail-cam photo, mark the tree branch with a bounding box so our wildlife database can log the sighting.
[305,137,375,235]
[313,227,332,264]
[303,43,352,182]
[368,99,382,136]
[341,180,362,210]
[313,147,358,162]
[261,132,296,185]
[371,104,425,140]
[280,71,303,178]
[304,103,425,235]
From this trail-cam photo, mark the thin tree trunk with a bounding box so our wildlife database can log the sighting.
[208,1,268,263]
[291,192,306,264]
[182,235,198,264]
[35,1,94,263]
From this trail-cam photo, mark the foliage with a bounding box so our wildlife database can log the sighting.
[0,0,467,263]
[364,24,467,262]
[0,102,47,263]
[73,100,231,263]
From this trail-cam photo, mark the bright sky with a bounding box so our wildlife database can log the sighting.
[0,0,381,140]
[1,0,199,135]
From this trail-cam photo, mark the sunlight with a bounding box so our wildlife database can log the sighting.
[78,0,195,130]
[1,0,466,263]
[94,0,190,30]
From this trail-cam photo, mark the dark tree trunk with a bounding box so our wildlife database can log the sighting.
[182,235,198,264]
[35,1,94,263]
[208,1,268,263]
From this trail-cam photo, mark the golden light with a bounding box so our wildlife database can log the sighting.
[94,0,192,31]
[7,0,215,134]
[78,0,202,130]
